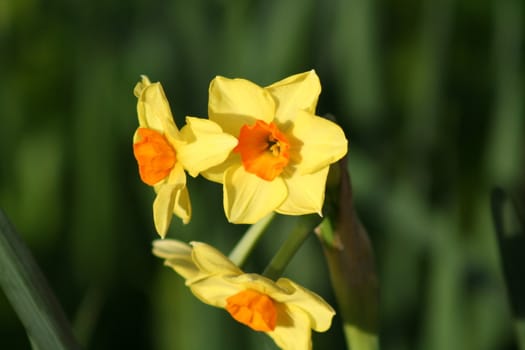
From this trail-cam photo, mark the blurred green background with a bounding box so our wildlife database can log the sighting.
[1,0,524,349]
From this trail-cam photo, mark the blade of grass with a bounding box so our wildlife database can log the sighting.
[0,209,80,350]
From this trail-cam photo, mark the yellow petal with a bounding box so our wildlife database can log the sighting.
[228,273,287,296]
[177,117,238,177]
[152,239,200,280]
[200,153,241,184]
[188,275,243,308]
[290,111,347,174]
[276,167,329,216]
[190,242,243,276]
[208,76,275,136]
[275,278,335,332]
[168,163,191,225]
[153,164,190,237]
[268,304,313,350]
[153,184,177,238]
[223,165,287,223]
[136,78,181,143]
[133,75,151,98]
[172,185,191,225]
[266,70,321,126]
[152,238,191,259]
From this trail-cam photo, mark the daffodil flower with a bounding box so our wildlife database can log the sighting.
[184,70,348,223]
[133,76,238,237]
[153,239,335,350]
[132,76,191,237]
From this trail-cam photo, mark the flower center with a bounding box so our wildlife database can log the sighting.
[225,289,277,332]
[133,128,176,186]
[233,120,290,181]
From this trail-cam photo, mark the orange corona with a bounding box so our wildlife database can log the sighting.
[233,120,290,181]
[133,128,176,185]
[226,289,277,332]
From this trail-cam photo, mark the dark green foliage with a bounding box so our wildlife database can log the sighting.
[0,0,523,349]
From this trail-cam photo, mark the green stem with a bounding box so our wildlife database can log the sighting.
[318,217,379,350]
[262,214,321,280]
[0,209,80,350]
[318,159,379,350]
[228,212,275,266]
[491,188,525,350]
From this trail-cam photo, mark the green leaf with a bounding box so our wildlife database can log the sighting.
[0,209,80,350]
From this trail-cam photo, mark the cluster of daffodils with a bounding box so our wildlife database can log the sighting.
[132,71,348,349]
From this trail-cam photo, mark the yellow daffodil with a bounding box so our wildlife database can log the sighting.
[153,239,335,350]
[133,76,190,237]
[133,76,238,237]
[183,70,348,223]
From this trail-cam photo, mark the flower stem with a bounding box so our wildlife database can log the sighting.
[491,188,525,350]
[0,209,80,350]
[317,217,379,350]
[229,212,275,266]
[317,159,379,350]
[262,214,322,280]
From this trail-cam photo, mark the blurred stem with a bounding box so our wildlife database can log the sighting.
[491,188,525,350]
[488,0,523,184]
[72,286,104,347]
[229,212,275,266]
[317,159,379,350]
[318,217,379,350]
[518,321,525,350]
[0,209,80,350]
[262,214,321,280]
